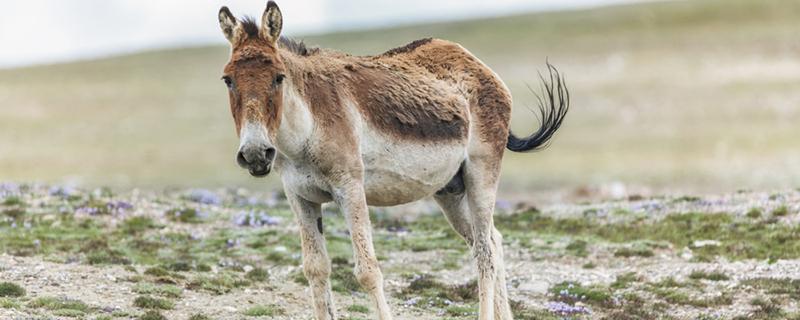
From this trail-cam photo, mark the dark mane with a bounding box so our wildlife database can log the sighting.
[382,38,433,56]
[240,16,260,39]
[239,16,317,57]
[279,37,318,56]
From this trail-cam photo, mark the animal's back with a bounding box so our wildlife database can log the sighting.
[376,38,514,153]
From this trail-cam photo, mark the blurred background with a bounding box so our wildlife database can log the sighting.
[1,0,798,201]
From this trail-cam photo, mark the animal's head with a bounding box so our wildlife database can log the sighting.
[219,1,286,177]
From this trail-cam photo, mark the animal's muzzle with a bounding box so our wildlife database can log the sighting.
[237,144,276,177]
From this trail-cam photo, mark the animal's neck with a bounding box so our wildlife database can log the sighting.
[273,51,314,160]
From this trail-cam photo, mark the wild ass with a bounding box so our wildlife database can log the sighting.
[218,2,569,319]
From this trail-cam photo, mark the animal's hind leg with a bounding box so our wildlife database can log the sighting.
[286,191,336,320]
[462,153,514,320]
[434,188,514,320]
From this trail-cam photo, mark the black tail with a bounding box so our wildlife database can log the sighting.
[506,63,570,152]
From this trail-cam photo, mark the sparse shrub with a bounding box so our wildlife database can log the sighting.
[446,304,477,317]
[751,297,784,319]
[611,272,640,289]
[244,304,284,316]
[772,206,789,217]
[133,283,182,299]
[188,314,212,320]
[165,208,204,223]
[245,267,269,282]
[565,239,588,257]
[186,273,250,295]
[747,208,763,219]
[53,308,85,317]
[741,278,800,299]
[331,266,361,293]
[139,310,167,320]
[120,216,157,234]
[614,246,654,258]
[0,282,25,297]
[549,281,613,307]
[346,304,369,313]
[28,297,89,311]
[2,196,24,206]
[133,296,174,310]
[689,270,730,281]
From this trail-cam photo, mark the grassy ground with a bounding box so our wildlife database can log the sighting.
[2,184,800,319]
[1,0,799,196]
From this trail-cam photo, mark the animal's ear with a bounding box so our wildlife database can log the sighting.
[260,1,283,45]
[219,6,241,44]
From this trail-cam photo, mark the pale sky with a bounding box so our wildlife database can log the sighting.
[0,0,639,68]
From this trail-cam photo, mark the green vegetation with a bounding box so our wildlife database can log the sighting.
[28,297,90,315]
[741,278,800,299]
[139,310,167,320]
[346,304,370,314]
[772,206,789,217]
[688,270,730,281]
[0,298,21,309]
[132,283,183,298]
[120,216,158,234]
[133,295,174,310]
[165,208,203,223]
[747,208,763,219]
[245,267,269,282]
[496,210,800,261]
[611,272,640,289]
[187,273,250,295]
[0,282,25,297]
[188,314,212,320]
[549,281,612,307]
[244,304,284,317]
[399,274,477,308]
[565,239,589,257]
[749,297,784,319]
[614,245,654,258]
[649,288,732,307]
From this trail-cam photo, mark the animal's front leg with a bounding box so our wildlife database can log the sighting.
[333,182,394,320]
[286,191,336,320]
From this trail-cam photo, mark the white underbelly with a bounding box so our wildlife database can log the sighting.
[361,134,466,206]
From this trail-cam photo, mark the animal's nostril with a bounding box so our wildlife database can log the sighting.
[265,147,276,160]
[236,151,249,166]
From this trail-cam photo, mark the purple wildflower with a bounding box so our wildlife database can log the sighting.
[226,238,241,248]
[233,210,280,227]
[107,201,134,215]
[0,182,19,198]
[546,301,591,316]
[404,297,421,306]
[188,189,222,205]
[76,206,101,215]
[49,185,77,198]
[495,199,513,212]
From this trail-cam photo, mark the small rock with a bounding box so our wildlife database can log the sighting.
[679,247,694,260]
[691,240,721,248]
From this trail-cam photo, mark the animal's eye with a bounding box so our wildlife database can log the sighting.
[275,74,285,85]
[222,76,233,88]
